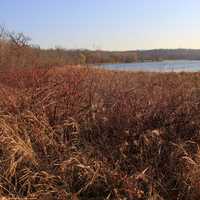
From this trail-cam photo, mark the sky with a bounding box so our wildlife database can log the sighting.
[1,0,200,50]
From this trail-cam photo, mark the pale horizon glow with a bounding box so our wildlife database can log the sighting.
[1,0,200,51]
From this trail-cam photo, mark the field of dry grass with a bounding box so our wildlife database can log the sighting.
[0,66,200,199]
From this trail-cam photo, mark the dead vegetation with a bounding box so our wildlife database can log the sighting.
[0,66,200,199]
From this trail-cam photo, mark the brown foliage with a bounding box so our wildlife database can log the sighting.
[0,66,200,199]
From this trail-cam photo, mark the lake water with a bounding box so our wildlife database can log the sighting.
[99,60,200,72]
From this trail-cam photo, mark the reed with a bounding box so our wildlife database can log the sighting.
[0,66,200,199]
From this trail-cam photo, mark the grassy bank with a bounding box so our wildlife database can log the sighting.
[0,66,200,199]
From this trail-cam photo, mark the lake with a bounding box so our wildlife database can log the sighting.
[98,60,200,72]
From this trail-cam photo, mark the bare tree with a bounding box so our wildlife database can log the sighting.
[8,32,31,48]
[0,25,7,40]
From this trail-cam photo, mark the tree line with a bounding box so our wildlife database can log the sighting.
[1,25,200,69]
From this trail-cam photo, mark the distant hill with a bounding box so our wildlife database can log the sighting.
[44,48,200,65]
[137,49,200,62]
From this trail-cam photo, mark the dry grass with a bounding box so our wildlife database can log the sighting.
[0,66,200,199]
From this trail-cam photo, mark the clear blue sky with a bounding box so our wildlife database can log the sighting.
[1,0,200,50]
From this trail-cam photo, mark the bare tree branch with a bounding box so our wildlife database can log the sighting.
[8,32,31,48]
[0,25,6,39]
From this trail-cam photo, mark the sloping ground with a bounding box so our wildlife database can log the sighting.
[0,66,200,199]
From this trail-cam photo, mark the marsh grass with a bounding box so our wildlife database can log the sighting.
[0,66,200,199]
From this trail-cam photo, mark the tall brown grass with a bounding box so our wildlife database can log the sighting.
[0,66,200,199]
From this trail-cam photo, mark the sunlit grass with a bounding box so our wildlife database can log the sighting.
[0,66,200,199]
